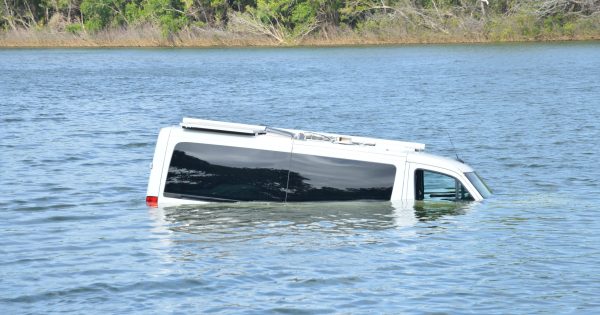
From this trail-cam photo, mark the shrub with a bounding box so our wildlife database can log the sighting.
[65,23,84,34]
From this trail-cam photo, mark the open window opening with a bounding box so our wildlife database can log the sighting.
[415,169,473,201]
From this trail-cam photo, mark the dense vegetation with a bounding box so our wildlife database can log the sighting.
[1,0,599,44]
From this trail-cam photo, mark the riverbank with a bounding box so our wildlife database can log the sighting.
[3,0,600,48]
[4,0,600,48]
[1,25,598,48]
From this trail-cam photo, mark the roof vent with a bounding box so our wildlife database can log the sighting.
[180,118,267,136]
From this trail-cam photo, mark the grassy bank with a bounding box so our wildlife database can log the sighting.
[0,29,600,48]
[2,22,598,48]
[0,25,276,47]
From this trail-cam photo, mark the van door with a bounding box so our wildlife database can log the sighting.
[406,163,474,202]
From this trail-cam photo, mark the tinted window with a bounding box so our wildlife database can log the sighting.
[415,169,473,201]
[164,143,290,202]
[286,154,396,201]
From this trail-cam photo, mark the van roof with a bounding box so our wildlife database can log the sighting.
[179,117,426,154]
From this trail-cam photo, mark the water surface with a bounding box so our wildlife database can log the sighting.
[1,43,600,314]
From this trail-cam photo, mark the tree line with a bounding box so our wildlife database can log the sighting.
[2,0,599,42]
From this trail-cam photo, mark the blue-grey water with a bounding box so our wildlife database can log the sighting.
[1,43,600,314]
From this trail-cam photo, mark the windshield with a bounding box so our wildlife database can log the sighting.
[465,172,492,199]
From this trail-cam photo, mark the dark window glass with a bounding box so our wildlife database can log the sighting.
[164,142,290,202]
[286,154,396,201]
[415,169,473,201]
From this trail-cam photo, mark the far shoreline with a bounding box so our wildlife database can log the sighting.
[1,28,598,49]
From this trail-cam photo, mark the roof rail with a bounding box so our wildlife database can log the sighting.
[180,118,267,136]
[265,127,296,138]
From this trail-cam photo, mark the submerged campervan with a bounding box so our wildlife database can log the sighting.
[146,118,491,207]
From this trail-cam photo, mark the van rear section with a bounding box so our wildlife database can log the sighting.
[146,128,402,206]
[145,127,171,207]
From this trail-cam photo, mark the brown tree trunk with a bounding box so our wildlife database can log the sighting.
[2,0,17,30]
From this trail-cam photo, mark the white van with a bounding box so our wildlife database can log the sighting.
[146,118,491,207]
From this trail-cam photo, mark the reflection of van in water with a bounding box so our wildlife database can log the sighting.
[146,118,491,207]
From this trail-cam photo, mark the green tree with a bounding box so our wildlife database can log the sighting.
[231,0,324,42]
[80,0,127,31]
[138,0,188,35]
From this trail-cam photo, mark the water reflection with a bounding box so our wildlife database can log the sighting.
[148,200,476,236]
[413,201,474,221]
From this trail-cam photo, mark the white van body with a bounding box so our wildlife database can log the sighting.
[146,118,491,207]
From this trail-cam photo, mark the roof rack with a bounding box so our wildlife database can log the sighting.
[179,117,426,152]
[180,118,267,136]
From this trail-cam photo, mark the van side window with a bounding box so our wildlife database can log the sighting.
[164,143,290,202]
[415,169,473,201]
[286,154,396,201]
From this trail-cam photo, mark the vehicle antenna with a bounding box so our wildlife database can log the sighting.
[446,130,465,163]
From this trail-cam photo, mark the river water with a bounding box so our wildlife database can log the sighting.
[1,43,599,314]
